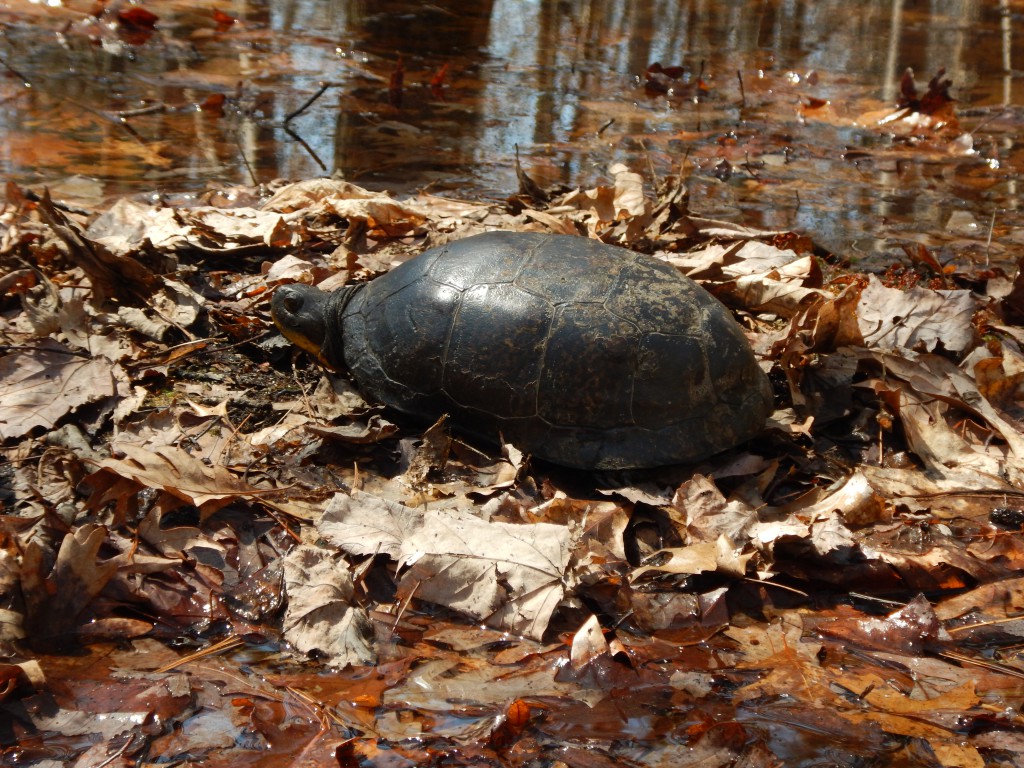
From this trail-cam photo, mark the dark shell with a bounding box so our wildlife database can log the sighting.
[296,231,772,469]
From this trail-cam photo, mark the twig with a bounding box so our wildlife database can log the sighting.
[695,60,705,132]
[0,54,32,87]
[743,578,808,597]
[641,139,659,190]
[285,81,333,123]
[154,635,246,673]
[985,209,996,266]
[234,131,258,186]
[284,125,327,172]
[937,649,1024,680]
[946,615,1024,634]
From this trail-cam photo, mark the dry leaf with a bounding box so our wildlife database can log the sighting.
[857,275,976,353]
[570,614,609,670]
[397,508,571,639]
[281,544,376,666]
[0,343,116,439]
[319,492,572,639]
[86,444,266,520]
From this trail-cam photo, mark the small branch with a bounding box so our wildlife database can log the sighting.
[233,132,258,186]
[285,81,333,123]
[284,125,327,172]
[0,54,32,87]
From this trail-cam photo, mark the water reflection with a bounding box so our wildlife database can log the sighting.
[0,0,1019,264]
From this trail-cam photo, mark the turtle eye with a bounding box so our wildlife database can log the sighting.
[282,292,303,314]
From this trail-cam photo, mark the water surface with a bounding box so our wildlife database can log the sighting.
[1,0,1021,266]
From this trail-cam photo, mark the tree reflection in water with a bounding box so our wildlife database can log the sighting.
[0,0,1017,266]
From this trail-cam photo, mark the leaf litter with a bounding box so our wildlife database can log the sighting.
[2,120,1024,767]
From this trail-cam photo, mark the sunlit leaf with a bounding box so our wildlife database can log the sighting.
[0,343,115,440]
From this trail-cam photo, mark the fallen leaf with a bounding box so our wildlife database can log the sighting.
[281,544,376,666]
[570,614,609,670]
[818,594,947,654]
[22,524,118,650]
[319,492,572,638]
[0,343,116,440]
[85,444,267,520]
[318,492,425,559]
[397,507,572,639]
[857,275,976,353]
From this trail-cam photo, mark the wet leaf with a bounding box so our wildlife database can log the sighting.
[22,524,118,650]
[818,594,947,655]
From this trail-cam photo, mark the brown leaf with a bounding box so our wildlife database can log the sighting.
[281,545,376,667]
[0,660,45,700]
[0,343,116,440]
[515,144,549,204]
[37,191,159,304]
[261,179,427,237]
[629,541,722,581]
[818,594,946,654]
[397,509,571,639]
[865,349,1024,470]
[857,275,976,353]
[570,615,609,671]
[401,415,452,486]
[307,417,398,445]
[318,492,423,559]
[85,444,266,520]
[117,6,158,30]
[487,698,531,750]
[778,471,887,527]
[319,492,572,639]
[22,524,118,650]
[934,576,1024,621]
[674,474,758,544]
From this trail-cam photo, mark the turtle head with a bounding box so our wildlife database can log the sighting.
[272,284,333,366]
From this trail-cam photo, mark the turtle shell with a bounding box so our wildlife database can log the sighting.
[278,231,773,470]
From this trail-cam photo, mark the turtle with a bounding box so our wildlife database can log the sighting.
[272,231,773,470]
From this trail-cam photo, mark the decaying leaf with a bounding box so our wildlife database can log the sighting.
[281,544,376,667]
[319,492,572,638]
[84,444,268,520]
[21,524,119,650]
[818,594,947,654]
[0,343,116,440]
[36,192,161,304]
[857,275,976,353]
[262,178,428,237]
[397,505,571,639]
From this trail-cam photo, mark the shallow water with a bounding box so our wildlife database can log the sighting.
[1,0,1022,266]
